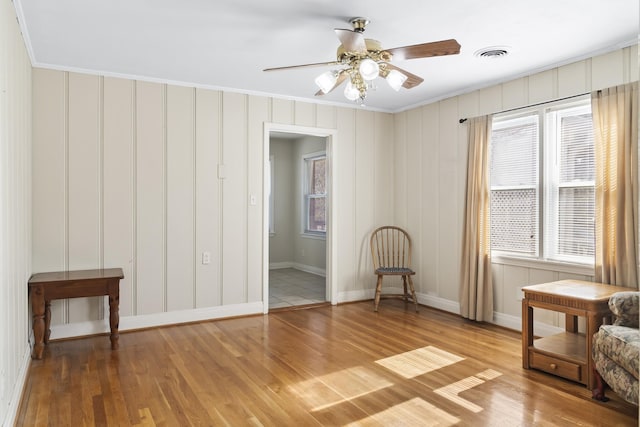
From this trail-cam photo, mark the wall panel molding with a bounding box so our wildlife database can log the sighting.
[1,2,32,424]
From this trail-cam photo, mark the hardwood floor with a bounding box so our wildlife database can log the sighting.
[17,301,638,426]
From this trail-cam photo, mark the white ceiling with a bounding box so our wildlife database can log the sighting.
[15,0,639,112]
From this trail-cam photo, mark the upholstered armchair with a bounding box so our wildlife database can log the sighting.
[592,291,640,405]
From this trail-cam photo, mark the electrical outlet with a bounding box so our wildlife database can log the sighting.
[202,251,211,265]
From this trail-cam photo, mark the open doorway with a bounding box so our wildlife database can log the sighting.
[263,124,337,312]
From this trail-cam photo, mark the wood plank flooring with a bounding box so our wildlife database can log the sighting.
[16,301,638,426]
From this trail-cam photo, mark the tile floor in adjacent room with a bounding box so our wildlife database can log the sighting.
[269,268,326,309]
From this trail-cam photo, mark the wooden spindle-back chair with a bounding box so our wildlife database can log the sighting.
[370,226,418,312]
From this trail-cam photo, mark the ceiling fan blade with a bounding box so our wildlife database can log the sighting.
[334,28,367,54]
[263,61,337,72]
[386,39,461,61]
[315,71,348,96]
[384,63,424,89]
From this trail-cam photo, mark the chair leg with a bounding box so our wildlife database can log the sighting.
[402,276,408,301]
[407,275,418,312]
[374,275,383,312]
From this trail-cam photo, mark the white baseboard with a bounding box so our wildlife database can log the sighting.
[416,292,460,314]
[269,262,293,270]
[339,289,562,337]
[338,288,375,303]
[48,302,264,341]
[269,262,326,277]
[2,346,31,427]
[291,263,326,277]
[492,311,563,336]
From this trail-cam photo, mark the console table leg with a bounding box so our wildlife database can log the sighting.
[522,299,533,369]
[108,290,120,350]
[30,286,45,360]
[44,301,52,344]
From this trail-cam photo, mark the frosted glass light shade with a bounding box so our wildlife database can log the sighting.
[386,69,408,91]
[359,59,379,81]
[344,81,360,101]
[315,71,338,93]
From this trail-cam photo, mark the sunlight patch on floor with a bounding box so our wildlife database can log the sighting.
[288,366,394,411]
[345,397,460,426]
[434,369,503,413]
[375,346,465,379]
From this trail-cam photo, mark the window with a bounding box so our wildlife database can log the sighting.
[490,100,595,265]
[303,152,326,236]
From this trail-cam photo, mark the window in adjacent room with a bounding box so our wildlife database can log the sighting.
[490,99,595,265]
[303,152,326,237]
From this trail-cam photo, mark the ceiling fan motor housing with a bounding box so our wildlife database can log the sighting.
[336,39,384,61]
[349,17,369,33]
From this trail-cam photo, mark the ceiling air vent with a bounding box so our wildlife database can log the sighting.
[474,46,510,58]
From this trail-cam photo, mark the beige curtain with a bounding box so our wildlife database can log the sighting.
[592,82,639,289]
[460,115,494,321]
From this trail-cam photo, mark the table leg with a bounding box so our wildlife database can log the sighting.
[586,313,604,389]
[108,283,120,350]
[565,314,578,333]
[44,301,52,344]
[30,285,45,360]
[522,298,533,369]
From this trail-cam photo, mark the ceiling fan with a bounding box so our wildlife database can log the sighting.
[263,17,461,104]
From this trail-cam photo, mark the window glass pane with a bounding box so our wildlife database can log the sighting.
[557,187,594,257]
[308,197,326,232]
[312,158,326,195]
[490,114,539,255]
[490,189,538,254]
[491,116,538,187]
[560,113,594,183]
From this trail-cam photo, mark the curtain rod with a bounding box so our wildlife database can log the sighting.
[458,91,593,124]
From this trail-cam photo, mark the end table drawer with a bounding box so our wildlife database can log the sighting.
[529,351,582,382]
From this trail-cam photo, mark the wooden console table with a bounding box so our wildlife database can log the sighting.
[28,268,124,360]
[522,280,629,389]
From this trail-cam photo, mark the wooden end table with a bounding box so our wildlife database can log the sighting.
[522,280,630,389]
[28,268,124,360]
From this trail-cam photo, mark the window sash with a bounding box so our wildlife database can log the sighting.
[303,153,326,235]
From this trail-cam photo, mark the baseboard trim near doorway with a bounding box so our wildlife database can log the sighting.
[269,262,326,277]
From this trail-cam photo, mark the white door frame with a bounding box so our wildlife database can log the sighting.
[263,123,338,313]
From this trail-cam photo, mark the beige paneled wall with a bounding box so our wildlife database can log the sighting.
[394,45,639,330]
[0,1,32,425]
[31,69,395,333]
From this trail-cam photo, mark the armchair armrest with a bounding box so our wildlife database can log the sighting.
[609,291,640,328]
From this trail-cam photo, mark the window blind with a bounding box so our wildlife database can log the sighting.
[551,110,595,259]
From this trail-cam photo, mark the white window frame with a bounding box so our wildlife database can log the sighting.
[490,97,595,272]
[302,151,327,239]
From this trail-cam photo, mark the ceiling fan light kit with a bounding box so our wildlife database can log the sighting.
[344,80,361,101]
[315,70,339,94]
[357,58,380,81]
[386,69,408,91]
[264,18,461,105]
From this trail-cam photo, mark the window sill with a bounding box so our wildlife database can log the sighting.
[491,254,594,277]
[301,232,326,241]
